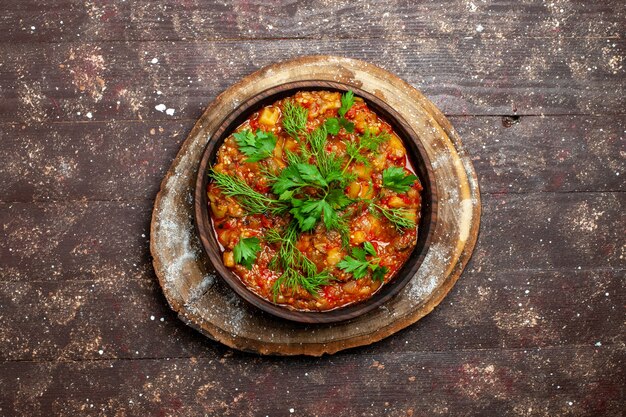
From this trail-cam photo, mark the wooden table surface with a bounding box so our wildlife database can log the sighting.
[0,1,624,416]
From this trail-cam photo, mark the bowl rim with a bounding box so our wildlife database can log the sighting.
[194,80,438,323]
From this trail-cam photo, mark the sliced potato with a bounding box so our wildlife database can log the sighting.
[273,137,285,159]
[351,230,367,245]
[388,196,406,208]
[358,183,374,199]
[210,202,227,219]
[347,181,361,199]
[387,135,406,158]
[259,106,280,126]
[326,248,343,266]
[223,251,235,267]
[352,164,372,180]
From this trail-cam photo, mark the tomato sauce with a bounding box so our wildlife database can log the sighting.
[208,91,422,311]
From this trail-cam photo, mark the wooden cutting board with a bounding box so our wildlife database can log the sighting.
[150,56,481,356]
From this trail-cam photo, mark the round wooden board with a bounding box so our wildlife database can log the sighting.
[150,56,481,356]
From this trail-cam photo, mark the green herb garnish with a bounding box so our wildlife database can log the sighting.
[337,241,389,281]
[342,128,390,173]
[211,92,418,297]
[325,117,355,134]
[282,100,308,139]
[382,166,418,193]
[267,124,352,233]
[339,90,355,118]
[268,222,333,296]
[209,170,287,215]
[233,237,261,269]
[369,203,417,231]
[233,129,277,162]
[324,91,357,135]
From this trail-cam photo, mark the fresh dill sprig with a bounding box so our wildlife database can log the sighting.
[282,100,308,139]
[369,203,417,231]
[306,124,328,155]
[268,222,333,297]
[209,170,287,215]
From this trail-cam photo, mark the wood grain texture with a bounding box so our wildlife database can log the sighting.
[0,347,622,416]
[2,0,623,43]
[150,56,481,355]
[2,193,623,284]
[0,0,624,415]
[1,115,623,202]
[1,269,623,362]
[0,37,623,124]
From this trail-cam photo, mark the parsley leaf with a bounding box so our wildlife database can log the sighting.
[363,241,377,256]
[288,188,349,233]
[337,241,388,281]
[271,165,305,195]
[337,254,370,278]
[339,90,355,118]
[296,163,328,188]
[233,129,277,162]
[326,188,352,209]
[371,265,389,282]
[290,198,325,232]
[325,91,356,136]
[324,117,355,135]
[233,237,261,269]
[324,117,340,135]
[339,118,355,133]
[382,166,418,193]
[360,129,390,152]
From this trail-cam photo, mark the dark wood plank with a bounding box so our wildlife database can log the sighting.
[0,269,622,362]
[1,115,623,203]
[0,121,187,202]
[1,0,623,43]
[0,38,623,123]
[0,2,622,414]
[456,115,626,193]
[0,278,220,362]
[0,201,152,283]
[472,192,625,272]
[0,347,622,416]
[1,192,623,283]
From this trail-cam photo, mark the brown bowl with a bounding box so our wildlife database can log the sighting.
[194,81,438,323]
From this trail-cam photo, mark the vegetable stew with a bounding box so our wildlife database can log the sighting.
[208,90,422,311]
